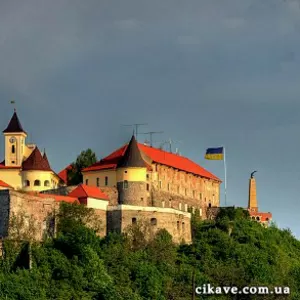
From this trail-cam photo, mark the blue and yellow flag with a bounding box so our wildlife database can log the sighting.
[205,147,224,160]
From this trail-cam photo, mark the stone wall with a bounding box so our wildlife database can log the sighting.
[0,190,57,241]
[108,205,192,244]
[40,186,77,195]
[117,182,148,206]
[100,187,118,206]
[144,164,221,219]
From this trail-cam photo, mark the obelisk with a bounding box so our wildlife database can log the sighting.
[248,171,258,212]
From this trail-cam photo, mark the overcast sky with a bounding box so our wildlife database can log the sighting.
[1,0,299,236]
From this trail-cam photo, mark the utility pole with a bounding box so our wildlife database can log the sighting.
[121,123,148,141]
[140,131,164,147]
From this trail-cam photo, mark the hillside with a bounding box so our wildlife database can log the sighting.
[0,205,299,300]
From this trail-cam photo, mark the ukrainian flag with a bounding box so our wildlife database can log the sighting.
[205,147,224,160]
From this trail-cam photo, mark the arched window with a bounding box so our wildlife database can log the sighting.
[252,216,255,220]
[132,218,137,224]
[124,180,128,189]
[151,218,157,226]
[34,180,41,186]
[256,216,260,221]
[208,203,212,208]
[44,180,50,187]
[24,180,30,187]
[12,145,15,153]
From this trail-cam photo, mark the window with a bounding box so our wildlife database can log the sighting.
[151,218,157,226]
[182,222,185,232]
[184,203,188,212]
[105,176,108,186]
[132,218,137,224]
[146,183,150,191]
[12,145,15,153]
[85,179,88,185]
[24,180,30,187]
[208,203,212,208]
[177,221,180,230]
[124,180,128,189]
[96,178,100,187]
[11,161,15,164]
[44,180,50,187]
[199,193,202,200]
[34,180,41,186]
[141,197,144,201]
[256,216,260,221]
[146,174,149,180]
[124,170,128,173]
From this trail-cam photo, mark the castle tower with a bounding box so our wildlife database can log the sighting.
[3,110,27,167]
[248,171,258,213]
[116,135,148,206]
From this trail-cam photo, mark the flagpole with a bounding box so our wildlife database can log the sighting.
[223,146,227,206]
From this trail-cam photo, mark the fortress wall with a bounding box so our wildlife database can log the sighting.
[145,164,220,219]
[108,205,192,244]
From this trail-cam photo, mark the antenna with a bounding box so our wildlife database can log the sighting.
[140,131,164,147]
[161,138,182,153]
[121,123,148,141]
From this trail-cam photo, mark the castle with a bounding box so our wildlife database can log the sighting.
[0,110,62,191]
[0,110,271,243]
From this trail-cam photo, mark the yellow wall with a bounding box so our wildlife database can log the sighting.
[0,169,22,189]
[117,167,146,182]
[21,170,60,192]
[83,170,117,187]
[4,132,27,167]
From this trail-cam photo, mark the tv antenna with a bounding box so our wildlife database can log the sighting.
[161,138,182,153]
[140,131,164,147]
[121,123,148,141]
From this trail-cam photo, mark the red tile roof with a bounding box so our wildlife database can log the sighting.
[22,147,53,171]
[83,142,221,181]
[68,184,109,200]
[28,192,79,204]
[3,111,26,134]
[58,164,73,183]
[249,211,272,222]
[0,180,12,188]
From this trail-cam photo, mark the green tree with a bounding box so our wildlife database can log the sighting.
[68,149,97,185]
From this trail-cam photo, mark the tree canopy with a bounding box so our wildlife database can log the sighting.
[68,149,97,185]
[0,205,299,299]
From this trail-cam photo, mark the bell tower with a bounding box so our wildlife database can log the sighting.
[3,110,27,167]
[116,135,148,206]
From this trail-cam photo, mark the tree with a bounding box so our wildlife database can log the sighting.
[68,149,97,185]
